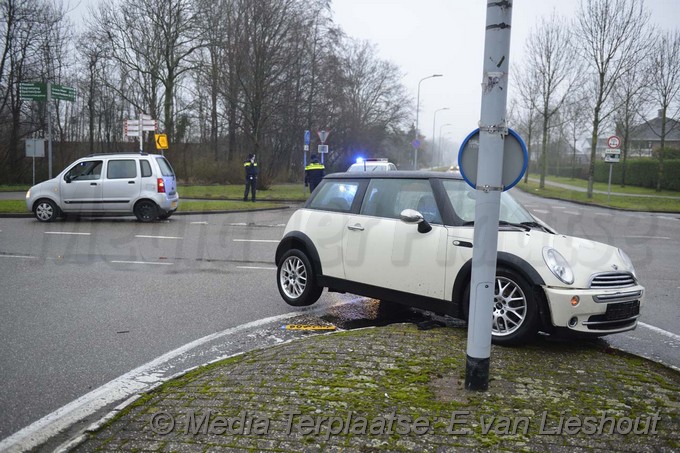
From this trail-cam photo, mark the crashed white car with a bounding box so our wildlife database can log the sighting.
[275,172,643,345]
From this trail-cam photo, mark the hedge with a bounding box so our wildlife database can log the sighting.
[594,158,680,191]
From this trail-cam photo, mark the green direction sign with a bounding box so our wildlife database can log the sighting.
[51,83,76,102]
[19,82,47,101]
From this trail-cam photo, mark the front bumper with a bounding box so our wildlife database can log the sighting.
[544,285,644,334]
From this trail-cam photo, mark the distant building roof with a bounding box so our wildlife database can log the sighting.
[629,110,680,142]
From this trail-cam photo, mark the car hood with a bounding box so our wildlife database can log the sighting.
[497,230,636,289]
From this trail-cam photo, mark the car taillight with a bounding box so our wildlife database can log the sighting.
[157,178,166,193]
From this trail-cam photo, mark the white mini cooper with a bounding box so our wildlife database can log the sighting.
[275,172,644,345]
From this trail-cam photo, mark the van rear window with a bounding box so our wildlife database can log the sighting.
[156,157,175,177]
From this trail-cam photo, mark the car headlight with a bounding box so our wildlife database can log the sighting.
[542,247,574,285]
[26,189,30,199]
[618,248,637,279]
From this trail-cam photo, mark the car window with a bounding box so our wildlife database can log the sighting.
[140,159,153,177]
[156,157,175,177]
[107,159,137,179]
[442,179,534,224]
[308,180,360,212]
[65,160,103,181]
[360,179,441,224]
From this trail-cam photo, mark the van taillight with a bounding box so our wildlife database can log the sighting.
[157,178,166,193]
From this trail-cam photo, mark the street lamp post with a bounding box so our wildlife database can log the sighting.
[438,123,453,165]
[414,74,443,170]
[431,108,449,167]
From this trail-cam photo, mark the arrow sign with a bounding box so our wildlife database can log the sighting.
[155,133,169,150]
[51,83,76,102]
[19,82,47,101]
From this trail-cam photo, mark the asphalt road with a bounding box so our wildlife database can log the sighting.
[1,193,678,444]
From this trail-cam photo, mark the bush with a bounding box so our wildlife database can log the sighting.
[594,158,680,191]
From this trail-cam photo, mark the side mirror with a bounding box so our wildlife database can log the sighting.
[64,175,72,183]
[399,209,432,233]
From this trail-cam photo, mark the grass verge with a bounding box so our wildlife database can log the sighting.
[179,183,308,201]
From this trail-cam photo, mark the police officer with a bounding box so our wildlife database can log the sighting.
[305,154,325,193]
[243,153,258,202]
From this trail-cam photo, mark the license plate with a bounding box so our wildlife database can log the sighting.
[171,201,178,209]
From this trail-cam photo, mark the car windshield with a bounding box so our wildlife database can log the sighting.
[442,179,535,225]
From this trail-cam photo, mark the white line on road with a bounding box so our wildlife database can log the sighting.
[237,266,276,270]
[0,300,362,453]
[624,236,670,240]
[531,209,549,214]
[639,322,680,342]
[0,254,37,259]
[563,211,580,216]
[594,213,612,216]
[233,239,280,243]
[134,235,183,240]
[44,231,91,236]
[110,260,174,266]
[190,221,209,225]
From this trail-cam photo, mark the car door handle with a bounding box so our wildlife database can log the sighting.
[128,181,135,184]
[347,224,364,231]
[90,182,98,186]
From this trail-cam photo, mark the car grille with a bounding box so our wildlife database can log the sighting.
[589,272,636,289]
[583,300,640,330]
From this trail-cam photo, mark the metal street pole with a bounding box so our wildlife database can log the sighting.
[414,74,443,170]
[439,123,453,166]
[47,83,53,179]
[432,108,449,167]
[465,0,513,392]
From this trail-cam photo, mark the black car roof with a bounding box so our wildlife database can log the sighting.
[325,171,463,180]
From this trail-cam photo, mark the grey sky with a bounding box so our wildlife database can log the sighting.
[332,0,678,150]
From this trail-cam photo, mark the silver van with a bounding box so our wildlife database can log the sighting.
[26,153,179,222]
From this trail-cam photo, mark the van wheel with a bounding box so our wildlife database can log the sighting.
[277,249,323,306]
[463,267,538,345]
[34,199,58,222]
[134,200,158,222]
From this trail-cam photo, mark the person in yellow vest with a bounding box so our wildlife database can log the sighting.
[243,153,258,202]
[305,154,325,193]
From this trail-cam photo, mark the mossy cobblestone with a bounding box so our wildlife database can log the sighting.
[72,324,679,452]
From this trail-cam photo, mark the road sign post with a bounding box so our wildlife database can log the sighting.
[20,82,76,178]
[605,136,621,203]
[465,1,513,392]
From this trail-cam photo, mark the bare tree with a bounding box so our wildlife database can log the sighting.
[612,40,652,187]
[523,12,581,189]
[645,30,680,191]
[574,0,651,198]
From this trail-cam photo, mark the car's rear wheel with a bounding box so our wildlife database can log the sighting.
[34,199,58,222]
[463,267,538,345]
[277,249,323,306]
[134,200,158,222]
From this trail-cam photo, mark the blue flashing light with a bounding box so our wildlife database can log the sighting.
[356,157,365,164]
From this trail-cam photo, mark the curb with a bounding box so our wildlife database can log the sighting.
[0,205,294,219]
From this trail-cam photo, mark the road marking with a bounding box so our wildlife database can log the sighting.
[134,235,183,240]
[595,213,612,216]
[0,299,362,453]
[563,211,580,216]
[230,223,286,227]
[237,266,276,270]
[0,254,37,259]
[190,221,208,225]
[233,239,280,243]
[531,209,549,214]
[639,322,680,342]
[110,260,174,266]
[44,231,91,236]
[551,206,566,210]
[624,236,670,240]
[229,222,248,226]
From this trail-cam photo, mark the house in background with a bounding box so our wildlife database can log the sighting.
[626,110,680,157]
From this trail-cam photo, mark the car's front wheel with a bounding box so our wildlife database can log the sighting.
[277,249,323,306]
[34,199,59,222]
[463,267,538,345]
